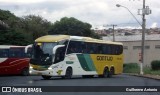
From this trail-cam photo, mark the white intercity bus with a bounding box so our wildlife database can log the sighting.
[25,35,123,79]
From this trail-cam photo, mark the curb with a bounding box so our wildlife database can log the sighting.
[124,73,160,80]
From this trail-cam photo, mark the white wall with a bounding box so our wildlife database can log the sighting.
[121,40,160,66]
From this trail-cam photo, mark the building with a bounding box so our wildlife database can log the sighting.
[103,34,160,66]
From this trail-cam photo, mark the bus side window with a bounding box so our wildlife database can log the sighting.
[111,45,115,55]
[102,44,106,54]
[9,48,23,58]
[0,49,9,58]
[87,43,94,54]
[81,42,87,53]
[106,45,112,55]
[67,41,81,54]
[26,47,32,58]
[98,44,102,54]
[115,45,120,55]
[67,41,75,54]
[9,49,15,57]
[54,47,65,63]
[117,45,123,55]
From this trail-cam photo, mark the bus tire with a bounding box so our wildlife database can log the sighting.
[82,75,94,78]
[109,67,115,77]
[64,67,72,79]
[21,68,29,76]
[103,67,109,78]
[98,75,104,78]
[42,75,52,80]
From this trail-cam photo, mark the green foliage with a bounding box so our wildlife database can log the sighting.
[0,9,52,45]
[0,29,30,45]
[49,17,100,38]
[151,60,160,70]
[123,63,140,73]
[123,63,160,75]
[144,67,160,75]
[21,15,52,41]
[0,9,100,46]
[0,9,19,29]
[0,9,17,20]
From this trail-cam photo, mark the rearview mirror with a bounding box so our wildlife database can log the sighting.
[52,45,65,54]
[25,44,32,53]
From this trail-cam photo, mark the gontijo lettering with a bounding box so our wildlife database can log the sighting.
[97,56,113,61]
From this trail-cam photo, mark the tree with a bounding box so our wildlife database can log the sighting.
[22,15,52,42]
[0,10,52,45]
[0,9,30,45]
[49,17,100,38]
[0,29,30,45]
[0,9,20,29]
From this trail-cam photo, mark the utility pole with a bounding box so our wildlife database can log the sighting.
[117,0,151,75]
[140,0,146,75]
[104,24,117,41]
[138,0,151,75]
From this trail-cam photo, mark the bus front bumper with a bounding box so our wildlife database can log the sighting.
[29,68,54,76]
[29,68,65,76]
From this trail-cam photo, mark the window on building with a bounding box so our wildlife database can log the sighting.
[145,46,150,49]
[123,46,128,50]
[133,46,150,50]
[133,46,141,50]
[155,45,160,49]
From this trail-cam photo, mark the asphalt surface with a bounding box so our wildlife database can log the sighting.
[0,74,160,95]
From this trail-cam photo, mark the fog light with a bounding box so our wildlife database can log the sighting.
[29,70,32,74]
[30,66,33,69]
[48,67,52,70]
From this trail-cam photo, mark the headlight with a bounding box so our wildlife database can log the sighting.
[30,66,33,69]
[48,67,52,70]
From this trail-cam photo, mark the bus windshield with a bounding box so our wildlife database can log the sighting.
[42,43,57,55]
[31,42,57,65]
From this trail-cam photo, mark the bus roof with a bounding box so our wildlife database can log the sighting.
[0,45,26,49]
[70,36,123,45]
[35,35,70,42]
[35,35,122,45]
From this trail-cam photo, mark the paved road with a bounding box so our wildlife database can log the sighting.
[0,74,160,95]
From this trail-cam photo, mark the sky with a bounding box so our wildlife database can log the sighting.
[0,0,159,29]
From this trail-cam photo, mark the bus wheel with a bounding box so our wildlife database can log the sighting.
[21,68,29,76]
[82,75,94,78]
[42,75,52,80]
[109,67,115,78]
[64,67,72,79]
[103,68,109,78]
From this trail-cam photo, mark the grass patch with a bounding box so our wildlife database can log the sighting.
[123,63,160,75]
[144,67,160,75]
[123,63,140,73]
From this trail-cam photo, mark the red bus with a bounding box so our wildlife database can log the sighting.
[0,45,31,76]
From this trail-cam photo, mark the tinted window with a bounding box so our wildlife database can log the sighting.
[67,41,123,55]
[26,47,32,58]
[9,48,25,58]
[155,45,160,49]
[67,41,83,54]
[0,49,9,58]
[102,44,112,54]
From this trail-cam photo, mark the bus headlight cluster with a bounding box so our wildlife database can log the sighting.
[48,65,58,70]
[29,66,33,69]
[48,67,52,70]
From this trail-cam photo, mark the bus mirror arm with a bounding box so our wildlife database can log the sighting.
[25,44,32,53]
[52,45,65,54]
